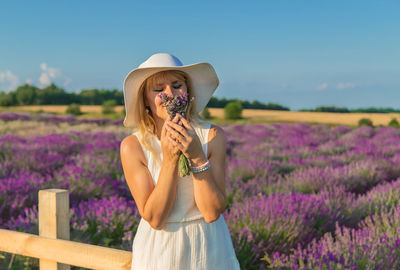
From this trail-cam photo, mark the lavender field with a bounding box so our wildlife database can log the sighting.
[1,112,400,269]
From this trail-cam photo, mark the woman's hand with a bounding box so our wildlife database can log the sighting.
[160,116,181,163]
[165,114,206,163]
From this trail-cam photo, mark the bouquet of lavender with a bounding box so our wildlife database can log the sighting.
[159,92,195,177]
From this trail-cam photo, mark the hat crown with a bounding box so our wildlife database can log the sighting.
[139,53,183,68]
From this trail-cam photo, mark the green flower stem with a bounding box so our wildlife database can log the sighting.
[178,153,191,177]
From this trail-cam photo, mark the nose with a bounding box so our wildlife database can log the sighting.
[165,85,174,97]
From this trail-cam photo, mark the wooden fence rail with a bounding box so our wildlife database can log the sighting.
[0,189,132,270]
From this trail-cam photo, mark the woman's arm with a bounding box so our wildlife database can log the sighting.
[190,125,227,223]
[120,119,181,230]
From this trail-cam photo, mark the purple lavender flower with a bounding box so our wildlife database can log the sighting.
[158,92,194,119]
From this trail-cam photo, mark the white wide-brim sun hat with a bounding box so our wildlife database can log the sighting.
[123,53,219,127]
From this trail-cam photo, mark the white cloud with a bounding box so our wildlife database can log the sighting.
[39,72,51,85]
[316,82,328,91]
[38,62,71,87]
[337,82,356,89]
[40,63,47,70]
[0,70,20,92]
[25,78,32,84]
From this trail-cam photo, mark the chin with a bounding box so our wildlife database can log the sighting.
[153,112,169,121]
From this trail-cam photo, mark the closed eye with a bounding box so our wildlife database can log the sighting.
[153,85,181,92]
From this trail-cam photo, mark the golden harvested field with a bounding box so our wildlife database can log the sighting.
[1,105,399,127]
[209,108,400,127]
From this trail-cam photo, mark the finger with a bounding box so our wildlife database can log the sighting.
[161,123,166,138]
[162,119,170,137]
[178,116,192,130]
[168,135,184,149]
[166,125,186,142]
[172,114,180,123]
[173,113,190,129]
[172,114,184,126]
[167,121,189,137]
[166,116,178,132]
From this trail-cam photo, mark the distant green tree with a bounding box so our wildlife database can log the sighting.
[200,107,211,119]
[251,100,265,108]
[241,100,251,108]
[66,103,82,115]
[15,84,37,105]
[111,88,124,105]
[79,89,100,105]
[36,83,70,105]
[263,102,290,111]
[207,96,231,108]
[350,107,400,113]
[358,118,373,127]
[315,106,350,113]
[79,89,123,105]
[207,97,219,107]
[102,99,117,114]
[0,92,16,106]
[389,118,400,128]
[68,92,80,104]
[224,101,243,119]
[206,97,290,110]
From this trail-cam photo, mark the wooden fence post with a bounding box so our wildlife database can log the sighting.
[38,189,71,270]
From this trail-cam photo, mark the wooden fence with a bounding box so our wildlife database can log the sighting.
[0,189,132,270]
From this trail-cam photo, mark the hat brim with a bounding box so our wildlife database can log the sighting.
[123,63,219,127]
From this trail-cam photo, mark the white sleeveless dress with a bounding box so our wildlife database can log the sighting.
[130,120,241,270]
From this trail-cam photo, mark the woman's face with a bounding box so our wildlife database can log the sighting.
[144,72,188,121]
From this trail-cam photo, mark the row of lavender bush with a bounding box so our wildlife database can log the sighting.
[1,112,400,269]
[0,111,123,126]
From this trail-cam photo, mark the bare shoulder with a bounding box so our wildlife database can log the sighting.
[120,134,140,154]
[207,124,227,157]
[120,134,146,166]
[208,124,227,143]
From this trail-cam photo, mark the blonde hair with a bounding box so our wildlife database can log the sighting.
[133,70,202,165]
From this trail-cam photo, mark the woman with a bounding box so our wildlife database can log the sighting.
[120,53,240,269]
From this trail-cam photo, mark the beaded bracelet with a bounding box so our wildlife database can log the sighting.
[190,160,211,173]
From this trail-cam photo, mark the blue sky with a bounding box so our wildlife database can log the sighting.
[1,0,399,110]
